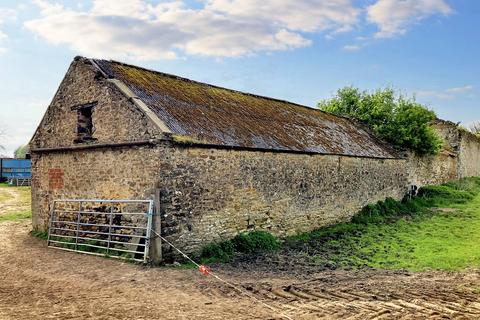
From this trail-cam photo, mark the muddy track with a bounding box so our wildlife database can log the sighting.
[253,277,480,319]
[0,219,479,319]
[200,271,480,319]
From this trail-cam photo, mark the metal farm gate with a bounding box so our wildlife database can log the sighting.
[47,199,153,263]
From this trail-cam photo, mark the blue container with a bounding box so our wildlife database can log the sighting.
[0,159,31,179]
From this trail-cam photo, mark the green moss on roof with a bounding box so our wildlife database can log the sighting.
[93,58,399,159]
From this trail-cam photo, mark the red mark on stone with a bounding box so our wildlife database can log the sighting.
[48,168,64,189]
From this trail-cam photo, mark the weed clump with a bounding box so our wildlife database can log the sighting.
[200,230,280,263]
[201,240,235,263]
[31,231,48,240]
[232,231,280,253]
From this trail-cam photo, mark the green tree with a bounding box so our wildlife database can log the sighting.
[318,87,442,155]
[14,145,29,159]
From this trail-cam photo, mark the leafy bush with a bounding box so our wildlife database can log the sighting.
[351,197,411,225]
[318,87,442,155]
[200,230,280,262]
[443,177,480,193]
[201,240,235,262]
[232,231,280,253]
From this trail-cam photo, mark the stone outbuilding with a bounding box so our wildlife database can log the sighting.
[30,57,480,260]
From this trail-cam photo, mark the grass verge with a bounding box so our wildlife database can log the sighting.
[0,210,31,222]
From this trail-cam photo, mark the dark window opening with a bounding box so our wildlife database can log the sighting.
[72,102,97,143]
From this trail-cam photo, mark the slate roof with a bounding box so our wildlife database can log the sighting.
[92,59,399,159]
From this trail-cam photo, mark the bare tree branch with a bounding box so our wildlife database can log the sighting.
[0,127,8,158]
[470,121,480,135]
[0,127,5,153]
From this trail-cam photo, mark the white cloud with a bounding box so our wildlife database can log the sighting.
[416,85,474,100]
[0,8,16,54]
[343,44,361,51]
[367,0,452,38]
[416,90,453,100]
[205,0,359,33]
[25,0,359,60]
[0,97,50,157]
[446,85,474,93]
[0,8,16,23]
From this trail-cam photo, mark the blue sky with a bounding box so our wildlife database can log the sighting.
[0,0,478,156]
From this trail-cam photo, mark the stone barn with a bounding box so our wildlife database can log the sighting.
[30,57,479,261]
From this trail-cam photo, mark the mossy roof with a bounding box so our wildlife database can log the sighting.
[93,59,399,158]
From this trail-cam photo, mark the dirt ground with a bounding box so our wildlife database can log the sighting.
[0,189,480,319]
[0,185,30,216]
[0,188,21,214]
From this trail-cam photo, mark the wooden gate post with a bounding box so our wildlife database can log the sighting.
[150,188,163,264]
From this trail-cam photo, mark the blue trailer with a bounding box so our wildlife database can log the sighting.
[0,159,31,185]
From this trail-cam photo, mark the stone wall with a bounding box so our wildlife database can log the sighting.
[32,140,408,260]
[30,57,164,235]
[31,146,161,232]
[157,143,407,256]
[30,57,162,150]
[406,151,458,187]
[29,58,480,262]
[406,121,480,187]
[459,131,480,178]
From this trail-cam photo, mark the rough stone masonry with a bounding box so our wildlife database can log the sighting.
[30,57,480,261]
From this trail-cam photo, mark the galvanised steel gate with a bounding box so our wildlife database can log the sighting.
[47,199,153,263]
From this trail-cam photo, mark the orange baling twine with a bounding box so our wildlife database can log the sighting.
[199,265,211,276]
[150,229,294,320]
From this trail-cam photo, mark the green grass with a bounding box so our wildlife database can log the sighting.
[0,210,31,222]
[0,184,32,221]
[31,231,49,240]
[284,177,480,271]
[360,201,480,271]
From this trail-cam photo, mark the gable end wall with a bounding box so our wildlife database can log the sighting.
[30,58,162,150]
[30,58,164,231]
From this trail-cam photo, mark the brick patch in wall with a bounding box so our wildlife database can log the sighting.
[48,168,64,189]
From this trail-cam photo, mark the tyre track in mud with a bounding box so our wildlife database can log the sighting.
[199,270,480,319]
[1,219,479,319]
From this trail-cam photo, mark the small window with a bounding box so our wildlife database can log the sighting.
[72,102,97,143]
